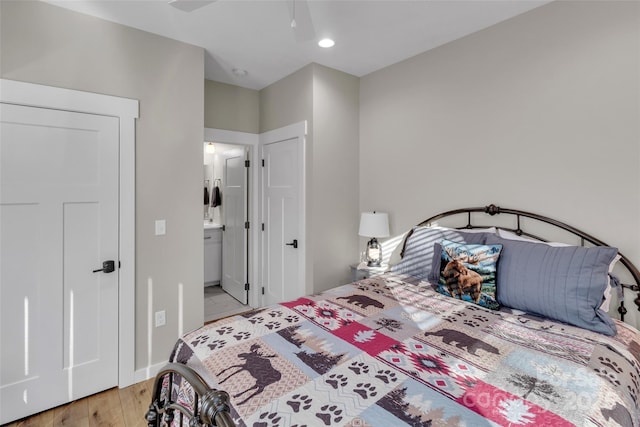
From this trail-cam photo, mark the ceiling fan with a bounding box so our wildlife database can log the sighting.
[287,0,317,42]
[168,0,217,13]
[169,0,316,42]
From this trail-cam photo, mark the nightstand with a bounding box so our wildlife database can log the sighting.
[350,263,388,282]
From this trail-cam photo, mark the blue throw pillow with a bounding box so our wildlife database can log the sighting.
[436,239,503,310]
[390,227,493,282]
[485,234,618,336]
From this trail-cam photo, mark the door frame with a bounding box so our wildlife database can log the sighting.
[0,79,139,387]
[204,128,259,306]
[205,123,306,308]
[260,121,307,303]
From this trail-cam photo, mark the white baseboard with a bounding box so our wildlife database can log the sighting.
[131,361,167,385]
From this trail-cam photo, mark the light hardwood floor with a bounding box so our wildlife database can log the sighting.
[4,378,154,427]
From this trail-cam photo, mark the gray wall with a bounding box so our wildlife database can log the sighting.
[1,1,205,370]
[259,64,314,133]
[360,1,640,324]
[312,64,360,290]
[260,65,316,290]
[204,79,259,133]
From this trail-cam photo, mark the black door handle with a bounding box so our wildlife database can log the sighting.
[93,260,115,273]
[285,239,298,249]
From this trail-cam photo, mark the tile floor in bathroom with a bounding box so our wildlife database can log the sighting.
[204,284,250,323]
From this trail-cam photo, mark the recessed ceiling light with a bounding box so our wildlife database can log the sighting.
[318,38,335,48]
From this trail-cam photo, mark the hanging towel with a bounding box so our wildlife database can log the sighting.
[211,184,222,207]
[204,186,210,206]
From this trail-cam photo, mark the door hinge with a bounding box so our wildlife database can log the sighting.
[262,159,265,167]
[245,160,250,168]
[245,283,250,291]
[119,261,121,269]
[261,223,265,231]
[261,287,265,295]
[221,224,226,231]
[245,221,250,229]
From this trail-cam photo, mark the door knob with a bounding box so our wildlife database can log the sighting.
[285,239,298,249]
[93,260,115,273]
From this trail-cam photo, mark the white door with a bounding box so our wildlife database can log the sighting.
[262,137,304,305]
[0,104,119,423]
[221,150,248,304]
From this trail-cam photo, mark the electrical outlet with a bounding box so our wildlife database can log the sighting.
[155,310,166,327]
[155,220,166,236]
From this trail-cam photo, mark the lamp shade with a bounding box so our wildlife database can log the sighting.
[359,212,390,238]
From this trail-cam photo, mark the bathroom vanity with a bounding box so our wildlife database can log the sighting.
[204,222,222,285]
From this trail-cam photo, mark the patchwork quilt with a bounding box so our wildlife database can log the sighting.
[167,273,640,426]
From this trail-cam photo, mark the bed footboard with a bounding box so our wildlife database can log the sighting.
[146,363,236,427]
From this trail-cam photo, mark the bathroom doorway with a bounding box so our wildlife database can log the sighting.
[202,128,258,322]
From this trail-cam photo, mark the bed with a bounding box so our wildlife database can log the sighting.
[146,205,640,427]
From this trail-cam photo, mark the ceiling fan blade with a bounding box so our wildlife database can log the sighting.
[168,0,217,13]
[287,0,316,42]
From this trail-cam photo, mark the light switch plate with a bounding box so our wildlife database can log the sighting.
[155,220,166,236]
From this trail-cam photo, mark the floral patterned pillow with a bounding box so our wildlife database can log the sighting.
[436,239,503,310]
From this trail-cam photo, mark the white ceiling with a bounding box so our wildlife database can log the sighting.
[44,0,551,90]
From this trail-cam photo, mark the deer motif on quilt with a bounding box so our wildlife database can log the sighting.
[217,343,282,405]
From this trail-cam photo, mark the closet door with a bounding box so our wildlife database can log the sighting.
[262,137,303,305]
[0,103,119,423]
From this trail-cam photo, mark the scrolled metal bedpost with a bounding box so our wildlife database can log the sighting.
[145,403,158,427]
[200,389,233,427]
[146,363,236,427]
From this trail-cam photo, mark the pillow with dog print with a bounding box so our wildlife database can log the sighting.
[436,239,503,310]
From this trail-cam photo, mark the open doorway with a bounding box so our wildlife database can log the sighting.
[203,141,250,322]
[201,123,305,322]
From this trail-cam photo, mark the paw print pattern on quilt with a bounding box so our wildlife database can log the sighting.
[190,334,210,347]
[595,356,623,386]
[216,325,234,335]
[463,319,481,328]
[315,405,344,426]
[374,369,398,385]
[348,361,370,375]
[352,382,378,400]
[285,314,300,323]
[286,394,312,413]
[264,321,281,330]
[233,331,251,341]
[207,339,226,351]
[248,316,264,325]
[254,411,282,427]
[325,373,348,390]
[187,334,229,357]
[628,371,639,405]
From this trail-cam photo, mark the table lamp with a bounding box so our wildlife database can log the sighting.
[359,212,390,267]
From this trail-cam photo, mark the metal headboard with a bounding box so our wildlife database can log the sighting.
[417,204,640,319]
